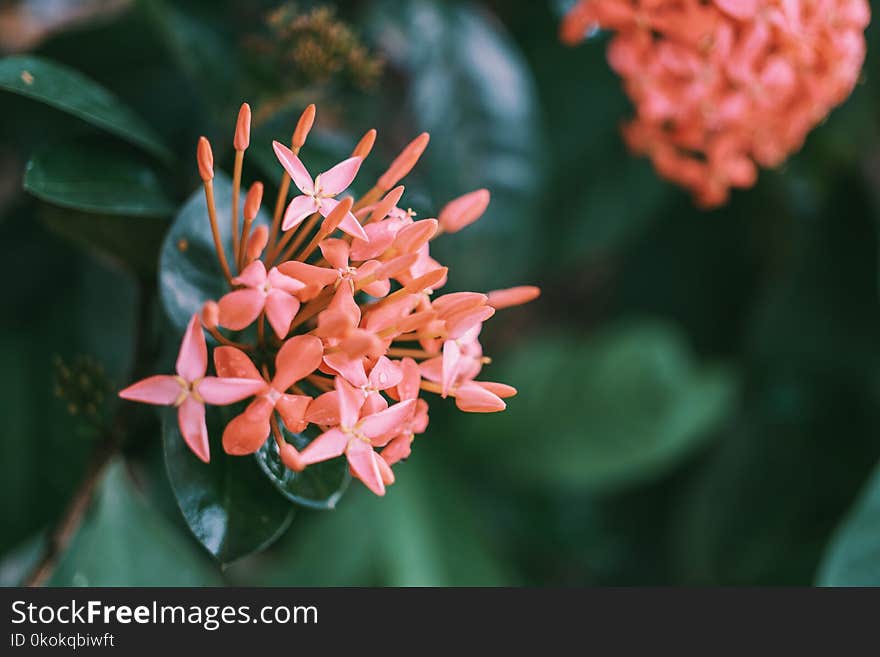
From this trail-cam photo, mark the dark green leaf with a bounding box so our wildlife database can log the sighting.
[255,426,350,511]
[39,205,167,277]
[460,322,737,492]
[49,459,222,585]
[159,173,269,334]
[0,55,171,161]
[24,138,175,217]
[163,408,294,565]
[816,461,880,586]
[367,0,545,289]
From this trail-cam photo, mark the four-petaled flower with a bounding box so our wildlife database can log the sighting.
[119,315,266,462]
[273,141,368,240]
[300,377,415,496]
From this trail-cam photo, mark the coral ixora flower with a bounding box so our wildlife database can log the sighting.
[119,103,540,495]
[561,0,870,206]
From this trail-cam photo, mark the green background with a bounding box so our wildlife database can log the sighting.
[1,0,879,586]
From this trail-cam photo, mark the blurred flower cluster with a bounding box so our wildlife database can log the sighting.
[247,3,383,93]
[562,0,870,206]
[120,103,538,497]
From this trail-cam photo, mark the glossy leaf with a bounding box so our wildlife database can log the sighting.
[39,205,168,277]
[0,55,171,161]
[49,459,222,585]
[159,173,270,334]
[24,138,175,217]
[460,322,737,492]
[816,461,880,586]
[367,0,544,289]
[163,407,294,565]
[255,426,350,511]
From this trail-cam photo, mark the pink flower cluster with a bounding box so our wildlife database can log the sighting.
[562,0,870,206]
[120,103,539,496]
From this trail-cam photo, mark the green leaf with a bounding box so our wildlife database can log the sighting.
[460,322,737,492]
[159,173,269,334]
[38,205,167,277]
[816,461,880,586]
[24,138,175,217]
[49,459,222,585]
[163,408,294,565]
[367,0,545,289]
[255,426,350,511]
[227,459,514,586]
[0,55,171,162]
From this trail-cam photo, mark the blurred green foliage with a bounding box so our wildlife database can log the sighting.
[1,0,879,586]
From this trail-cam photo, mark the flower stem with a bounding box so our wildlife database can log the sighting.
[204,180,233,286]
[231,149,244,271]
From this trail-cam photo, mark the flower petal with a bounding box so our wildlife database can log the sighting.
[273,141,314,194]
[265,290,300,340]
[232,260,267,289]
[336,377,365,429]
[317,156,362,195]
[360,399,416,442]
[454,381,506,413]
[176,314,208,381]
[222,410,270,456]
[273,334,324,390]
[304,390,340,425]
[381,434,413,466]
[178,397,210,462]
[346,439,385,496]
[320,198,368,241]
[213,346,262,380]
[319,238,351,270]
[275,394,311,433]
[369,356,403,391]
[218,289,265,331]
[282,195,319,232]
[441,339,461,397]
[277,261,339,288]
[300,427,350,465]
[267,268,307,295]
[323,352,368,387]
[119,375,181,405]
[376,453,396,486]
[197,376,267,405]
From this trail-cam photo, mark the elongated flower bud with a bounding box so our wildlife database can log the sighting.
[292,104,316,149]
[234,103,251,151]
[244,182,263,221]
[369,186,405,223]
[246,225,269,262]
[321,196,354,235]
[352,129,377,159]
[487,286,541,310]
[378,133,430,190]
[197,137,214,182]
[201,300,219,330]
[438,189,490,233]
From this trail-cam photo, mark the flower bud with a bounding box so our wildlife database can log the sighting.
[246,225,269,262]
[352,129,377,159]
[378,133,430,190]
[201,300,219,330]
[197,137,214,182]
[292,104,316,149]
[320,196,353,235]
[369,185,405,223]
[244,182,263,221]
[438,189,490,233]
[487,286,541,310]
[234,103,251,151]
